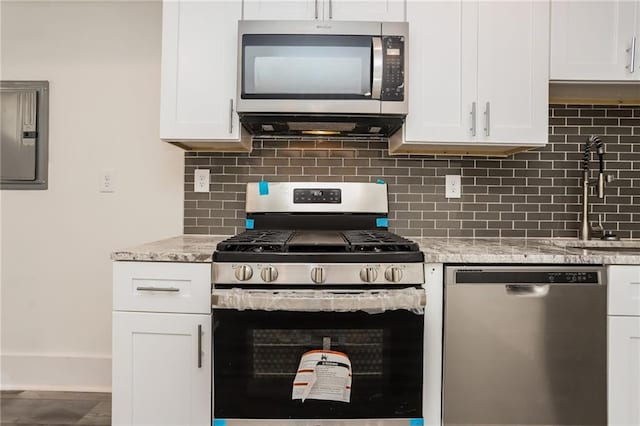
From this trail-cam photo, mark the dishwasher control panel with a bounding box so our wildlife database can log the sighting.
[449,266,604,285]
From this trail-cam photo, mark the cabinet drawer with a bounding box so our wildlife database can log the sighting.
[113,262,211,314]
[608,265,640,316]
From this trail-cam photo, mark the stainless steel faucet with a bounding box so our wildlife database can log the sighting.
[580,135,605,241]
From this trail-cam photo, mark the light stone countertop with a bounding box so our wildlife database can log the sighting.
[111,235,229,262]
[111,235,640,265]
[414,238,640,265]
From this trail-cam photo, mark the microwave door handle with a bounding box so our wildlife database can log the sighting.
[371,37,383,100]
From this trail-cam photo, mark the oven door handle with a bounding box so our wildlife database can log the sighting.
[211,288,426,314]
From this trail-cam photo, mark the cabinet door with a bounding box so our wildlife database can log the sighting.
[476,0,549,144]
[404,0,477,143]
[327,0,405,21]
[550,0,639,81]
[112,312,211,426]
[609,265,640,317]
[609,316,640,426]
[243,0,320,20]
[160,1,240,140]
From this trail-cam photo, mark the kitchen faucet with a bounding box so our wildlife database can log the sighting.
[579,135,605,241]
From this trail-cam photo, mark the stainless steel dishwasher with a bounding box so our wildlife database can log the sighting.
[443,265,607,426]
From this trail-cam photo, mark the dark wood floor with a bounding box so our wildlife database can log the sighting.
[0,391,111,425]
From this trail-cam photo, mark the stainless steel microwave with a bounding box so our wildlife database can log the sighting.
[236,20,408,136]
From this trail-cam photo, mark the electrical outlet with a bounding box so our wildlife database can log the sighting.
[194,169,210,193]
[99,169,115,193]
[445,175,461,199]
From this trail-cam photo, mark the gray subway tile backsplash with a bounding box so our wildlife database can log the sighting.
[184,104,640,239]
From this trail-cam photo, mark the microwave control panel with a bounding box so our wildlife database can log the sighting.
[381,36,404,102]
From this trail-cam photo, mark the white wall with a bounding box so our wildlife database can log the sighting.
[0,0,184,391]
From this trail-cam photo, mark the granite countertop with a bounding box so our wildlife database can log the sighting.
[112,235,640,265]
[111,235,230,262]
[415,238,640,265]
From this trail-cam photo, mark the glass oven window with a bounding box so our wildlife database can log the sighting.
[253,329,384,377]
[242,35,373,99]
[213,309,423,419]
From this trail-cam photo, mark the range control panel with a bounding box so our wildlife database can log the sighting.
[381,36,405,102]
[293,188,341,204]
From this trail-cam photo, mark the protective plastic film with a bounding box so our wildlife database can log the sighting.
[211,288,425,314]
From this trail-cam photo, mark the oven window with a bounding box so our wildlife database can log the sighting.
[213,309,423,419]
[242,35,373,99]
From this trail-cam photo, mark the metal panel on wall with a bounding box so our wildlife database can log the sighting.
[0,81,49,190]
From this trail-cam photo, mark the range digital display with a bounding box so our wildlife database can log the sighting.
[293,188,341,204]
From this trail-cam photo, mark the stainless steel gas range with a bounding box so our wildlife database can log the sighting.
[210,182,441,426]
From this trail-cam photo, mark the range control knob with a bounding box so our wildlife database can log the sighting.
[260,266,278,282]
[234,264,253,281]
[360,267,378,283]
[310,267,326,284]
[384,266,403,283]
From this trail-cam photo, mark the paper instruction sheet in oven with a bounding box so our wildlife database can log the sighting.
[292,350,352,403]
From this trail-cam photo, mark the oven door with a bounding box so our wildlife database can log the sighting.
[211,288,425,424]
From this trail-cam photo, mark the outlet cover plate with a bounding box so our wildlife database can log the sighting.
[194,169,210,193]
[99,169,115,193]
[445,175,461,199]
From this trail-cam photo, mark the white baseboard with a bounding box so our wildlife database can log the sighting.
[0,352,112,392]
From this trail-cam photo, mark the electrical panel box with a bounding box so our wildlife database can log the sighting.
[1,81,49,190]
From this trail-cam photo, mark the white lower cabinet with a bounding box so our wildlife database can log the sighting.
[608,265,640,426]
[609,316,640,426]
[112,312,211,426]
[112,261,212,426]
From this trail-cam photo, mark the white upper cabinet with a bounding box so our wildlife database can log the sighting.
[476,0,549,143]
[397,0,549,155]
[404,0,477,143]
[160,1,251,151]
[243,0,404,21]
[551,0,640,81]
[327,0,405,21]
[243,0,319,20]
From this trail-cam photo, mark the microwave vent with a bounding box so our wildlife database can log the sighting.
[287,122,356,132]
[237,113,405,137]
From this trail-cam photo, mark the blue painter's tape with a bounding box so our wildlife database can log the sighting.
[259,181,269,195]
[376,217,389,228]
[213,420,226,426]
[376,179,385,184]
[245,218,255,230]
[409,419,424,426]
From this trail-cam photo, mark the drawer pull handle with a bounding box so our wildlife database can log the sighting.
[136,286,180,292]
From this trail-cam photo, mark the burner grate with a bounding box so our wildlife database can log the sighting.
[342,230,420,253]
[216,230,293,253]
[215,230,420,254]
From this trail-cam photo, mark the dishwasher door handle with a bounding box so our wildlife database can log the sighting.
[505,284,550,297]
